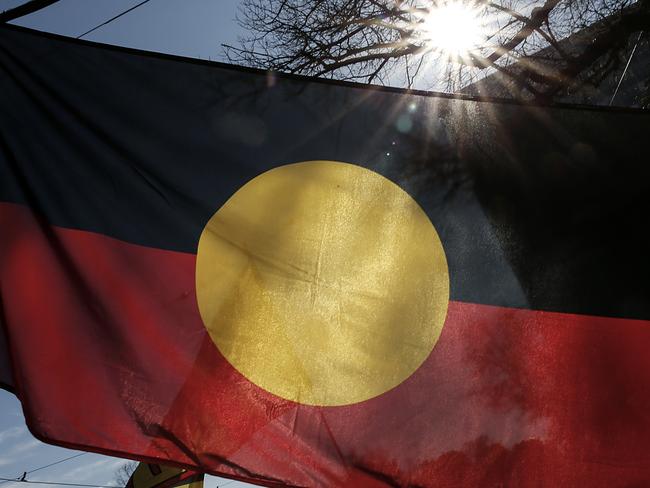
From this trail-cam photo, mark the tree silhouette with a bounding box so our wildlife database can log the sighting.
[225,0,650,105]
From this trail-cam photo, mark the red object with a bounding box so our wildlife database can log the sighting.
[3,24,650,487]
[3,202,650,487]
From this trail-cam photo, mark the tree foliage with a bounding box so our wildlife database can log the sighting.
[225,0,650,104]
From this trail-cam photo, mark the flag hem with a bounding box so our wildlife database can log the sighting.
[0,23,647,115]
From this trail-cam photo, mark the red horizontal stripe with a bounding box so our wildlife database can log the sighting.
[2,202,650,487]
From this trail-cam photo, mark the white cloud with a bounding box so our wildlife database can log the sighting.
[0,438,42,469]
[0,426,27,445]
[0,439,41,474]
[6,438,41,456]
[0,457,14,467]
[0,482,23,488]
[56,458,124,483]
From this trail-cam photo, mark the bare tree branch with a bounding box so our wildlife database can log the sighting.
[225,0,650,104]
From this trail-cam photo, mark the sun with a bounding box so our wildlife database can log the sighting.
[418,1,485,56]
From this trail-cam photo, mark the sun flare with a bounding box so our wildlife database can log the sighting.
[418,1,485,56]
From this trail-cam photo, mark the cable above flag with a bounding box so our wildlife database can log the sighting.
[1,24,650,487]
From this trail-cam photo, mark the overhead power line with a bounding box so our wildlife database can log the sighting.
[0,453,88,486]
[26,454,88,476]
[609,31,644,106]
[0,478,118,488]
[76,0,152,39]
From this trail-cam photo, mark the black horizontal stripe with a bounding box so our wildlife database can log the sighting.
[1,26,650,319]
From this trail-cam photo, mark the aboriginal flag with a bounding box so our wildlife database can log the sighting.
[2,24,650,488]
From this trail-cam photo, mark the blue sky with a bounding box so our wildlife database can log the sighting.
[5,0,241,58]
[1,2,253,487]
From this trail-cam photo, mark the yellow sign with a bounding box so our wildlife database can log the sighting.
[196,161,449,406]
[127,464,202,488]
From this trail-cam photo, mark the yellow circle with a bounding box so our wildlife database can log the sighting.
[196,161,449,406]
